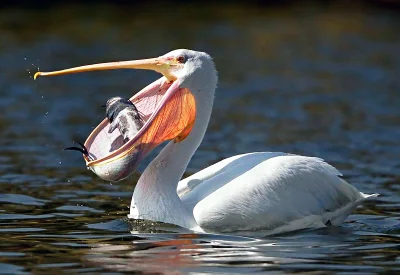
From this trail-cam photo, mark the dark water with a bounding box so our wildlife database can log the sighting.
[1,2,399,274]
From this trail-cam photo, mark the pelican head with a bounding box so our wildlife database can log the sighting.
[160,49,218,93]
[35,49,217,181]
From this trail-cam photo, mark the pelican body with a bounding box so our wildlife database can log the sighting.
[105,97,144,143]
[34,49,377,235]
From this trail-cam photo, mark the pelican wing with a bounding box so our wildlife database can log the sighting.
[178,152,289,203]
[186,153,367,234]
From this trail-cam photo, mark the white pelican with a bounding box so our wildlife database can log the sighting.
[35,49,377,235]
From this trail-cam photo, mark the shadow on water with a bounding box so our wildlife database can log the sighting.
[0,1,399,274]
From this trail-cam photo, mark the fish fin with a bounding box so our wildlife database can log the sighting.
[76,141,91,156]
[64,147,85,154]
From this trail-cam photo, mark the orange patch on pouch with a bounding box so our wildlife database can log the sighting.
[139,87,196,146]
[174,90,196,143]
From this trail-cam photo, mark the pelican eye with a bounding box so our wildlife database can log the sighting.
[176,55,186,63]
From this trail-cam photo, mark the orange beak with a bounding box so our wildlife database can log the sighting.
[35,55,196,181]
[34,57,181,82]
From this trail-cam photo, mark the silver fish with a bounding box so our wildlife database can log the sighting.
[105,97,144,143]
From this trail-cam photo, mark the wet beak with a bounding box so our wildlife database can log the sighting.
[34,57,181,82]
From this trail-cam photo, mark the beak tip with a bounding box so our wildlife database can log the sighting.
[34,72,41,80]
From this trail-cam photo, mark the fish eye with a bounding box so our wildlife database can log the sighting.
[176,55,186,63]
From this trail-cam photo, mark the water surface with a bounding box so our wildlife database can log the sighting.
[0,3,399,274]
